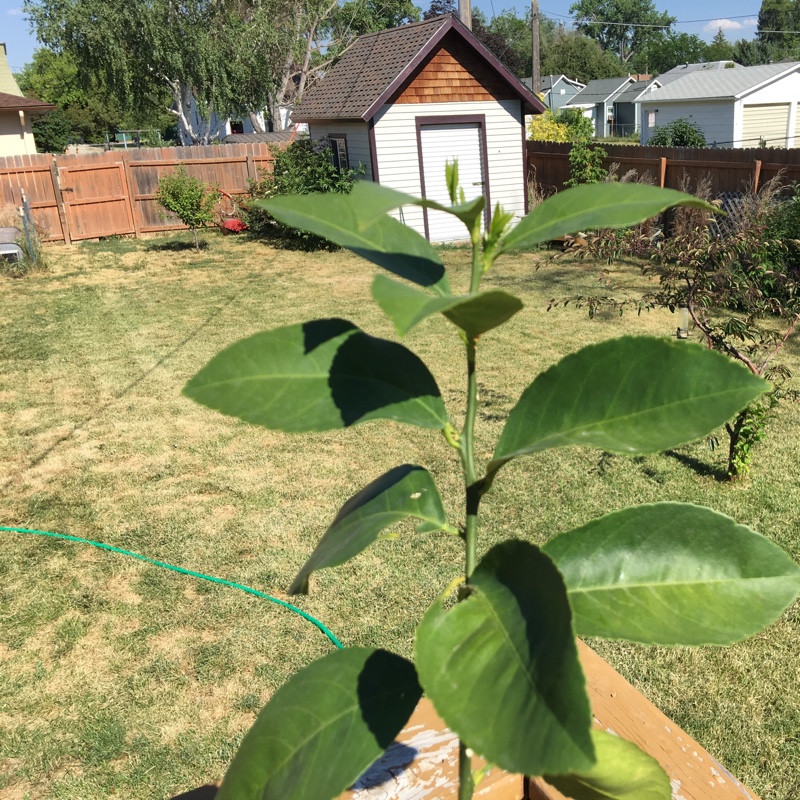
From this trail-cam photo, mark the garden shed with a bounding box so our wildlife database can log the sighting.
[292,15,544,242]
[638,61,800,147]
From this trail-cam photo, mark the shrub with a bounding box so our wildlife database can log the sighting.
[565,135,608,187]
[155,164,219,251]
[557,107,594,141]
[649,118,706,148]
[245,138,363,249]
[527,110,569,142]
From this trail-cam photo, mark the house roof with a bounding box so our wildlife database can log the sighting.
[222,130,301,144]
[566,76,633,106]
[0,43,23,96]
[640,61,800,102]
[613,78,661,104]
[522,74,585,94]
[0,92,57,113]
[293,15,544,122]
[657,60,741,85]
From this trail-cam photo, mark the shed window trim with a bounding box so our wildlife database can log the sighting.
[329,136,349,171]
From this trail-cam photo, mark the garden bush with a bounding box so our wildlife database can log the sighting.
[155,164,219,251]
[649,118,706,148]
[245,138,362,249]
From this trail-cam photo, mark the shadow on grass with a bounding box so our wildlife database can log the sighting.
[665,449,729,482]
[145,239,208,252]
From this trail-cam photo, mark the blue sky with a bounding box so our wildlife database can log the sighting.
[1,0,762,75]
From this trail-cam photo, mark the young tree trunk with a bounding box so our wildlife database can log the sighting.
[192,227,200,252]
[725,410,748,480]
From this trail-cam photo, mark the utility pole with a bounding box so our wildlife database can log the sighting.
[531,0,540,95]
[459,0,471,30]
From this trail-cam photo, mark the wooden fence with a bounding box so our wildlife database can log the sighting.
[0,143,279,243]
[527,140,800,196]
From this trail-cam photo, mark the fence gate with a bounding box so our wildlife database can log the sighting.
[57,159,135,240]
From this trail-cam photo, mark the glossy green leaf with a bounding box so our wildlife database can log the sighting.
[490,337,767,475]
[289,465,451,595]
[257,182,450,293]
[217,647,421,800]
[544,503,800,645]
[372,274,522,337]
[499,183,717,252]
[543,730,670,800]
[415,540,595,776]
[184,318,448,432]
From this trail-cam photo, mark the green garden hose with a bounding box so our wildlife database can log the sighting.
[0,525,343,649]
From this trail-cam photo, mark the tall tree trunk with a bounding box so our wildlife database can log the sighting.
[248,111,265,134]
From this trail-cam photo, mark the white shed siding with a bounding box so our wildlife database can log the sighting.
[742,70,800,104]
[639,100,734,146]
[372,99,525,240]
[308,121,373,179]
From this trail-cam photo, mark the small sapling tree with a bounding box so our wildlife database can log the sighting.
[155,164,219,251]
[184,174,800,800]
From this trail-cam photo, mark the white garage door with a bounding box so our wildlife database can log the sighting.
[420,122,485,242]
[742,104,790,148]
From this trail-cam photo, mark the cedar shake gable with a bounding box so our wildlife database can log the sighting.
[293,15,544,122]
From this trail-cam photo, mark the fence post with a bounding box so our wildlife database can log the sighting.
[246,154,257,182]
[49,157,71,245]
[659,157,667,189]
[754,160,762,193]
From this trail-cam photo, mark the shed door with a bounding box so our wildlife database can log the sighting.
[742,104,790,148]
[420,122,485,242]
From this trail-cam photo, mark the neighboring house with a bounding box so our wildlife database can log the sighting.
[522,75,585,112]
[565,77,634,137]
[657,61,741,86]
[611,78,661,137]
[292,15,544,243]
[638,61,800,147]
[0,43,55,156]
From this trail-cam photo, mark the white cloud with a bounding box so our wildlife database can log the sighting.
[704,18,745,32]
[6,7,24,15]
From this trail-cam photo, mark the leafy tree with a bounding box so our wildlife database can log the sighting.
[156,165,219,251]
[731,37,776,65]
[757,0,800,51]
[183,176,799,800]
[565,136,608,186]
[15,48,171,150]
[634,32,709,75]
[423,0,456,18]
[541,27,626,81]
[472,9,529,76]
[707,28,735,61]
[649,118,707,147]
[569,0,676,62]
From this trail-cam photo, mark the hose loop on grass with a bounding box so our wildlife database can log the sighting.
[0,525,344,650]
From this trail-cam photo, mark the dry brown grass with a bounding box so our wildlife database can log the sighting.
[0,230,797,799]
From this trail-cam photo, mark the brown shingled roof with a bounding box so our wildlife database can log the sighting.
[0,92,57,112]
[293,15,544,122]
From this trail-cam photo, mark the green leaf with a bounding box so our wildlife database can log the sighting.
[543,730,671,800]
[289,465,451,595]
[415,540,595,776]
[257,182,450,293]
[490,337,767,475]
[499,183,717,253]
[543,503,800,645]
[184,318,448,432]
[372,274,522,337]
[217,647,422,800]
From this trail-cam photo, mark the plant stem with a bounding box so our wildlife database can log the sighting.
[459,742,475,800]
[462,337,479,578]
[457,226,486,800]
